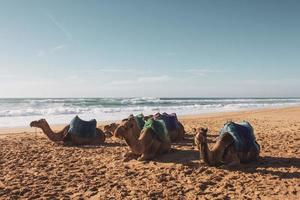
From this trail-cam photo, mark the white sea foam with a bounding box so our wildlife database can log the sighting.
[0,98,299,127]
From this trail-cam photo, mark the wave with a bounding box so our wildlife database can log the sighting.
[1,99,300,118]
[1,97,300,127]
[2,97,300,107]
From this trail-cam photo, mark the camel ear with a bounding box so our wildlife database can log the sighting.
[192,128,197,133]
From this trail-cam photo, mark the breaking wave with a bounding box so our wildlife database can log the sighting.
[0,97,300,127]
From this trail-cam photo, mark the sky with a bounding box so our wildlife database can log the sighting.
[0,0,299,98]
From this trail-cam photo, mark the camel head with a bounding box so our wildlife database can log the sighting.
[194,127,208,145]
[30,119,47,128]
[103,123,119,136]
[114,115,139,140]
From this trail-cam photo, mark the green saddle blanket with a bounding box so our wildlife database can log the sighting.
[143,118,170,142]
[134,113,145,130]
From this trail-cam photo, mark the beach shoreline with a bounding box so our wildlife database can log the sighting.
[1,97,300,128]
[1,105,299,135]
[0,106,299,199]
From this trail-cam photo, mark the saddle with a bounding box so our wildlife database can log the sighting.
[143,118,170,143]
[154,112,179,131]
[219,121,260,152]
[68,116,97,138]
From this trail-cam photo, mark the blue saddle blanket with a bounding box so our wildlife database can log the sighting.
[154,112,179,131]
[68,116,97,138]
[220,121,260,152]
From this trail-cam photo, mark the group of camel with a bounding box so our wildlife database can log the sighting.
[30,112,260,167]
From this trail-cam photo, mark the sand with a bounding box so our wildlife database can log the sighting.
[0,107,299,199]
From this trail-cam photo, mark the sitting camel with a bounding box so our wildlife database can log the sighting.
[114,115,171,161]
[153,112,185,141]
[194,121,260,167]
[30,117,105,145]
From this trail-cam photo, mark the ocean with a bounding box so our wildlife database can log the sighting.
[0,97,300,128]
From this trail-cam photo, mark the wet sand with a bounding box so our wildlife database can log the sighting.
[0,107,299,199]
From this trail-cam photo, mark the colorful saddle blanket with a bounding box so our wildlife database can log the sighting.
[219,121,260,152]
[143,118,170,143]
[134,114,145,130]
[154,112,179,131]
[68,116,97,138]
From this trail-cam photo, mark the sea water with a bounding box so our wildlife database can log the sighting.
[0,97,300,127]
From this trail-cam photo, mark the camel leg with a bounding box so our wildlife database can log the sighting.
[222,145,241,167]
[158,140,171,154]
[138,139,161,161]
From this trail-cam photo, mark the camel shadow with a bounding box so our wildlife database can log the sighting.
[224,156,300,179]
[154,148,199,166]
[172,134,219,147]
[172,136,195,147]
[63,141,126,149]
[207,134,219,138]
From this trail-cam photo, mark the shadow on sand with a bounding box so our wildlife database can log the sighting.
[172,136,195,147]
[154,148,200,167]
[63,141,127,149]
[224,156,300,179]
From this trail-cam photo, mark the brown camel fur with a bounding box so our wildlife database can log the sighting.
[194,128,260,167]
[114,116,171,161]
[30,119,105,145]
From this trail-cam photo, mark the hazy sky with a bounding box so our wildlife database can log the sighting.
[0,0,299,97]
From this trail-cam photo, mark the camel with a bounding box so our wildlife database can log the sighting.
[127,113,185,141]
[103,123,119,137]
[30,118,105,145]
[194,121,260,167]
[114,115,171,161]
[153,112,185,141]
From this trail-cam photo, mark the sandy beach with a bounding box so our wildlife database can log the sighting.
[0,107,299,199]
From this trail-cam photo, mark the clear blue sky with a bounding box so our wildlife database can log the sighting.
[0,0,299,97]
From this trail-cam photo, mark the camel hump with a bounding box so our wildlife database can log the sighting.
[154,112,179,131]
[144,118,170,143]
[68,115,97,138]
[220,121,258,152]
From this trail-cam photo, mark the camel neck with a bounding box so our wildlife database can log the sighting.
[200,141,210,164]
[39,122,60,141]
[41,122,54,135]
[124,131,142,154]
[132,123,141,139]
[124,137,132,147]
